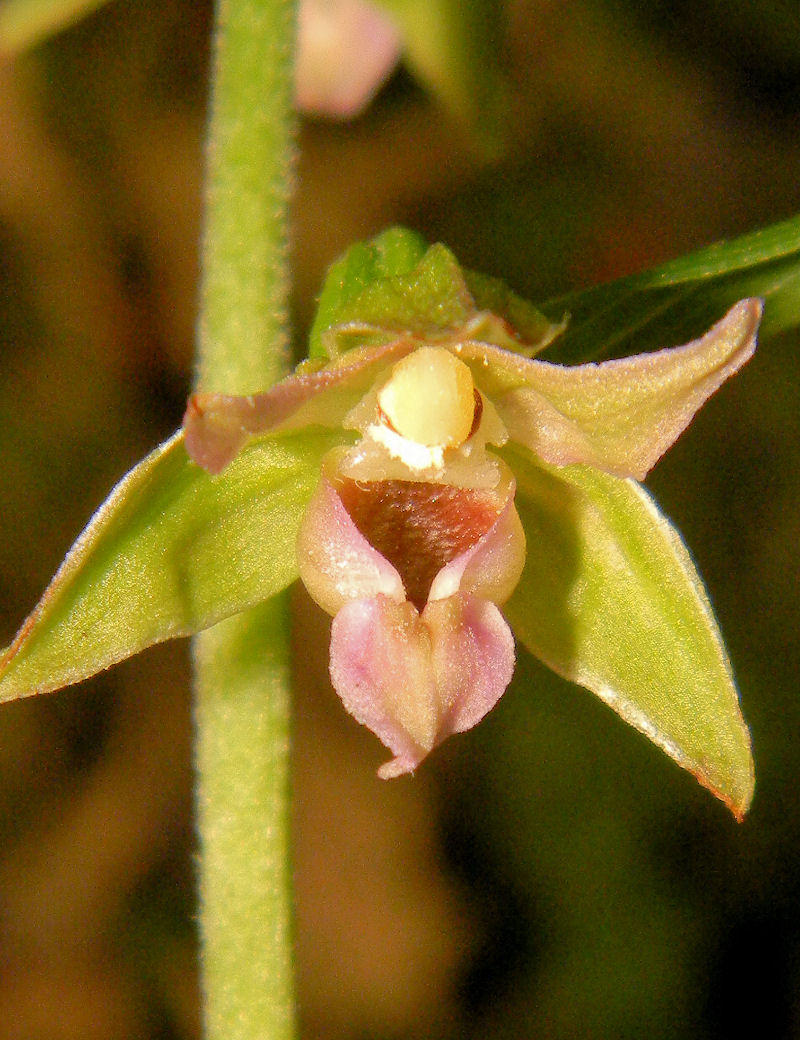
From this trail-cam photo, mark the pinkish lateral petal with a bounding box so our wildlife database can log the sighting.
[184,339,413,473]
[458,299,762,480]
[330,592,515,778]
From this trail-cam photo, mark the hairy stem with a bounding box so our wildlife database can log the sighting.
[193,1,296,1037]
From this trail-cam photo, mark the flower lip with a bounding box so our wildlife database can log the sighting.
[329,591,517,778]
[296,448,525,618]
[335,477,506,610]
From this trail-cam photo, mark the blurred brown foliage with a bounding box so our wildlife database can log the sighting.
[0,1,799,1037]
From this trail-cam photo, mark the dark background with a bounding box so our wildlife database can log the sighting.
[0,1,798,1036]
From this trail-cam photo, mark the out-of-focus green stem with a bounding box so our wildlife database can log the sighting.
[193,1,296,1038]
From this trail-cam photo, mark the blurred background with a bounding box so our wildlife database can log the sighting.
[0,0,798,1036]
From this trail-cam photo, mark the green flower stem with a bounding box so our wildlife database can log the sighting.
[194,603,295,1040]
[194,1,296,1038]
[198,0,294,394]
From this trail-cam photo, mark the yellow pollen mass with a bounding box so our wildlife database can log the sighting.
[378,347,476,448]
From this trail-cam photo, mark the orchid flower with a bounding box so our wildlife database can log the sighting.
[0,228,762,815]
[181,229,761,803]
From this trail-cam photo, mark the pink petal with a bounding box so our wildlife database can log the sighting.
[184,339,413,473]
[295,0,402,119]
[330,593,515,778]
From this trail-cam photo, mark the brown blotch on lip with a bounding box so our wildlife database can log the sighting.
[336,477,502,610]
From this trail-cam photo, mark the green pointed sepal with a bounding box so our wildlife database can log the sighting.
[0,427,347,702]
[504,445,754,818]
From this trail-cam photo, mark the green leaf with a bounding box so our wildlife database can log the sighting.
[503,445,754,818]
[542,211,800,364]
[0,0,110,51]
[0,427,344,702]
